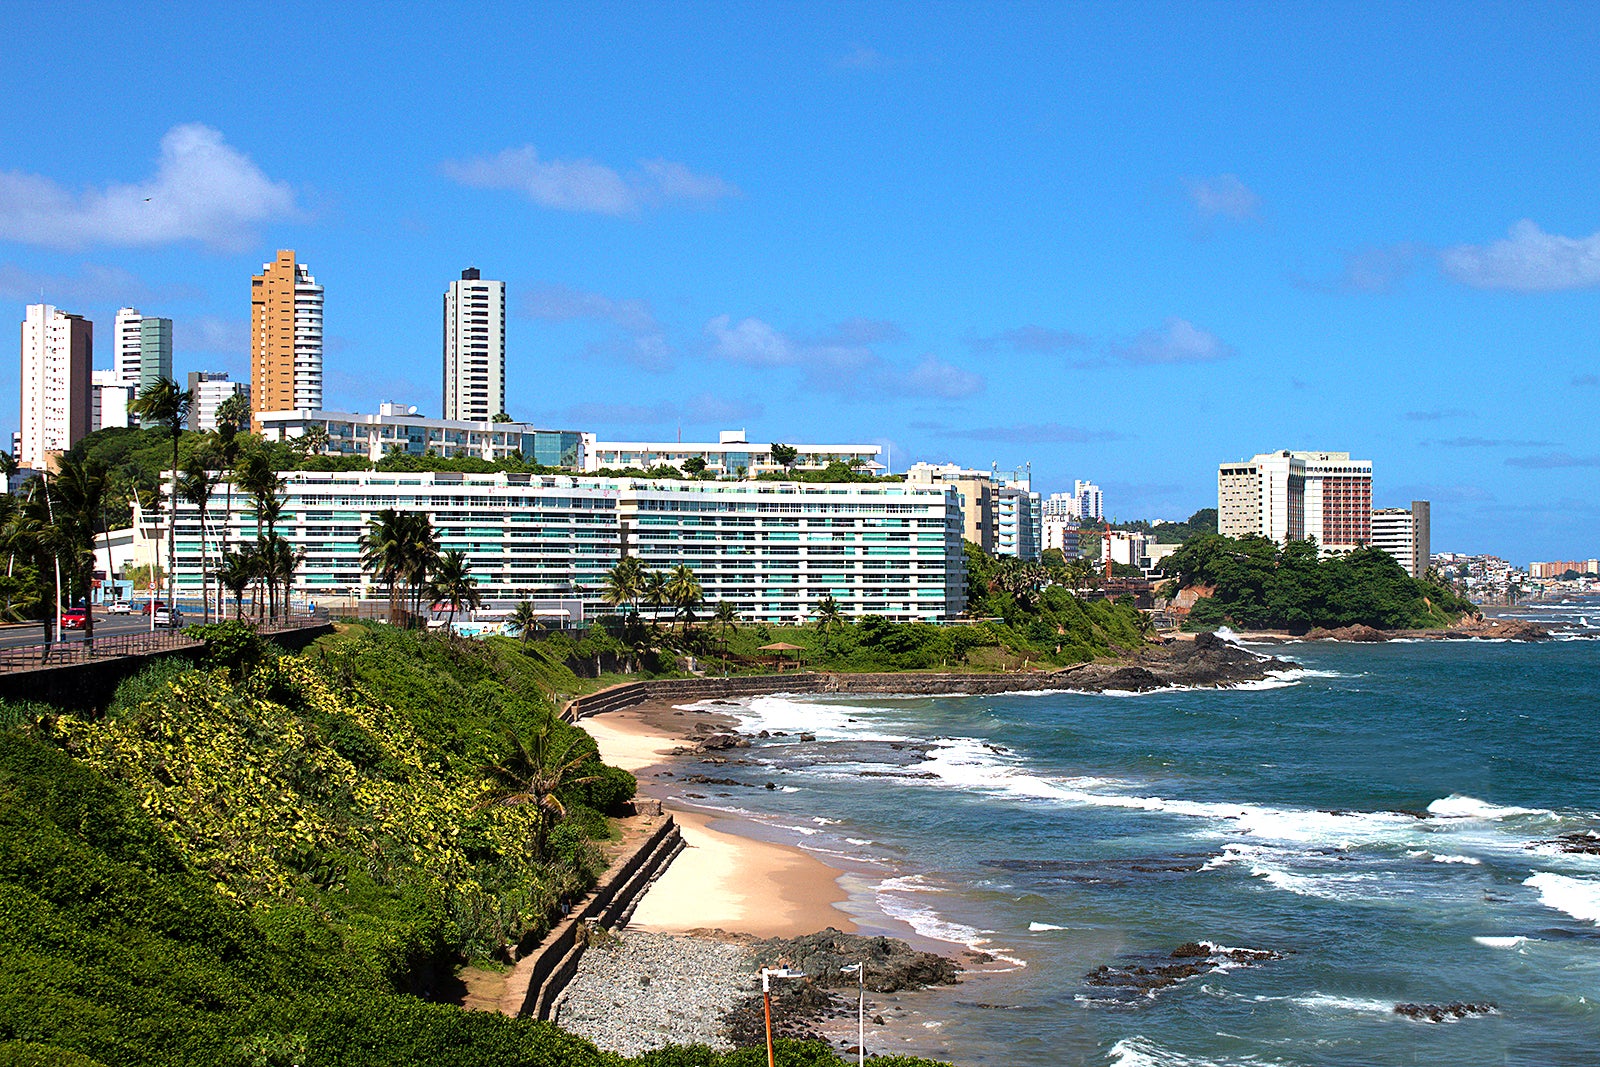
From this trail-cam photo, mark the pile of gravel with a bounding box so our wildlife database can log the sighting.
[551,931,757,1056]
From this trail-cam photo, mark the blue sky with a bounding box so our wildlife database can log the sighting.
[3,2,1597,562]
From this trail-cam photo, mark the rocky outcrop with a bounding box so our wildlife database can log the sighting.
[1438,618,1550,641]
[1085,941,1282,1000]
[1305,624,1389,642]
[720,928,961,1047]
[1394,1002,1497,1022]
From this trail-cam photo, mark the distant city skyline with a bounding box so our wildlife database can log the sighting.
[2,4,1598,561]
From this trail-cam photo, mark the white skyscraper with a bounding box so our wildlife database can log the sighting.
[1074,480,1104,521]
[19,304,93,468]
[443,267,506,422]
[113,307,144,387]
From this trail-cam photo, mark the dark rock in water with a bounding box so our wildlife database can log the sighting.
[722,929,959,1047]
[698,732,744,751]
[765,781,776,790]
[1084,942,1283,1001]
[1100,666,1164,691]
[799,732,817,742]
[858,770,940,779]
[681,774,745,787]
[1394,1002,1496,1023]
[1546,831,1600,855]
[1305,624,1388,642]
[746,927,960,993]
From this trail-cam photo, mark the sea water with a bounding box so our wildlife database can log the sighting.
[659,602,1600,1066]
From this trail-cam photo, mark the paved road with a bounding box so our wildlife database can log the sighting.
[0,612,176,650]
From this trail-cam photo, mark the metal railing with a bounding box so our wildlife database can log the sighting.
[0,616,328,674]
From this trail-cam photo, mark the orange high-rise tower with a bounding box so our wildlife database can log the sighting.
[250,250,323,422]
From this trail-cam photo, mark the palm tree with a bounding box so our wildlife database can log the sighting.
[11,484,63,650]
[45,456,108,647]
[212,395,248,564]
[643,569,669,630]
[428,549,481,631]
[602,556,646,620]
[510,600,540,648]
[264,534,304,620]
[713,600,740,669]
[812,594,845,633]
[129,377,193,617]
[216,550,252,621]
[475,724,601,860]
[178,459,217,623]
[361,509,408,624]
[400,512,440,621]
[664,563,704,631]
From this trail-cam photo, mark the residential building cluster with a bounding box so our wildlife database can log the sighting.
[1527,559,1600,580]
[12,246,1126,623]
[141,470,966,623]
[1218,449,1430,577]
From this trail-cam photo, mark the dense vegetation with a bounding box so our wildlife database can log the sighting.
[1164,534,1474,632]
[0,624,943,1066]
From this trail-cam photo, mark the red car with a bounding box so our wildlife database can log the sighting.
[59,607,89,630]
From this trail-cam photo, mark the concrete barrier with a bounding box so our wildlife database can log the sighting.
[560,667,1087,722]
[0,622,335,712]
[500,813,685,1020]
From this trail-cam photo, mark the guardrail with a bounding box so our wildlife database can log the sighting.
[0,617,328,674]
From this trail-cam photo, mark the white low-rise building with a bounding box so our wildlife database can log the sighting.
[581,429,882,478]
[256,403,586,467]
[149,471,966,623]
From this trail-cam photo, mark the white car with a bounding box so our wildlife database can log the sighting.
[107,602,133,615]
[154,608,183,627]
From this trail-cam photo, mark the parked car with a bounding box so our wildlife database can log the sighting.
[153,608,182,628]
[107,601,133,615]
[142,599,166,615]
[59,607,89,630]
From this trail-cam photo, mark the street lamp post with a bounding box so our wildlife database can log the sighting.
[841,962,865,1067]
[759,966,804,1067]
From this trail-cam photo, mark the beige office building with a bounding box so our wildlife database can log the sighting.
[251,250,323,420]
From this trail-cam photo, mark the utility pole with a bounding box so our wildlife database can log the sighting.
[760,967,804,1067]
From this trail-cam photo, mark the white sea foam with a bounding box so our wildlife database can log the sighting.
[1525,871,1600,924]
[846,837,873,846]
[1028,921,1067,931]
[1473,935,1531,949]
[1292,992,1396,1015]
[876,873,945,893]
[1106,1036,1234,1066]
[1406,849,1483,865]
[1428,794,1549,820]
[731,695,912,742]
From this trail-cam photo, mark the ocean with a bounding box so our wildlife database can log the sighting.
[663,599,1600,1066]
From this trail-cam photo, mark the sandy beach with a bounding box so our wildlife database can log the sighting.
[581,703,857,938]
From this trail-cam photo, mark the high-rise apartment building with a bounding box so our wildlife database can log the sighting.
[1073,480,1104,521]
[113,307,144,386]
[442,267,505,422]
[187,372,249,431]
[904,462,995,552]
[111,307,172,420]
[1218,450,1373,554]
[251,250,323,418]
[1371,501,1430,579]
[19,304,92,469]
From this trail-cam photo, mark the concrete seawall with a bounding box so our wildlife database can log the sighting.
[500,810,685,1020]
[560,668,1087,722]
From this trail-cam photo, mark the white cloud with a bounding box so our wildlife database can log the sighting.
[947,422,1115,443]
[900,356,984,399]
[0,124,300,251]
[0,262,188,305]
[836,44,890,70]
[1183,174,1261,221]
[706,314,802,366]
[1111,318,1232,365]
[705,314,984,399]
[442,146,737,216]
[523,283,659,334]
[1441,220,1600,291]
[971,325,1090,353]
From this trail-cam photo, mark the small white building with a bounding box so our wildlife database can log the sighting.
[581,429,882,478]
[256,403,586,467]
[91,369,132,431]
[188,372,249,431]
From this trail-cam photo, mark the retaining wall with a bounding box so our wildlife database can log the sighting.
[561,667,1087,722]
[0,623,334,712]
[500,812,684,1020]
